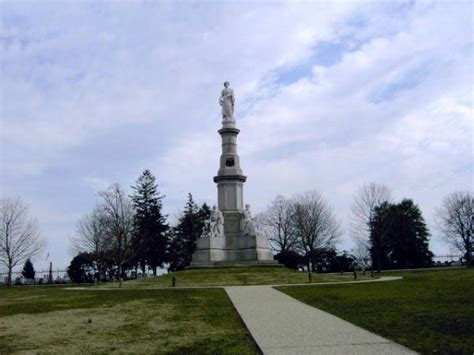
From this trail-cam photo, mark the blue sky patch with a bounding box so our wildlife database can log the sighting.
[371,63,431,103]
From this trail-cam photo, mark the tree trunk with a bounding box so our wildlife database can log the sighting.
[466,245,473,266]
[97,265,103,283]
[7,266,12,287]
[118,264,123,288]
[307,261,312,283]
[153,267,157,276]
[376,247,381,273]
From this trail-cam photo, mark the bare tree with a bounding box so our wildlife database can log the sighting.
[70,207,111,280]
[256,195,297,253]
[292,191,341,272]
[351,182,392,261]
[435,191,473,265]
[98,184,135,287]
[351,238,372,270]
[0,197,45,285]
[71,208,107,254]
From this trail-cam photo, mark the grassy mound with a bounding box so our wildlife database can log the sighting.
[107,267,376,288]
[277,268,474,354]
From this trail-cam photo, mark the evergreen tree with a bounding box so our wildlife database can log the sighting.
[21,258,35,280]
[369,201,392,272]
[131,169,169,275]
[168,194,209,271]
[67,252,95,283]
[370,199,433,270]
[167,230,188,271]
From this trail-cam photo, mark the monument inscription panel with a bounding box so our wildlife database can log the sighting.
[224,213,241,236]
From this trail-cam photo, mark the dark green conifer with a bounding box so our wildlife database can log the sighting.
[131,169,169,275]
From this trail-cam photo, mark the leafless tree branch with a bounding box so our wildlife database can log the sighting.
[350,182,392,251]
[0,197,45,285]
[292,191,342,269]
[435,190,473,264]
[98,184,135,287]
[255,195,297,253]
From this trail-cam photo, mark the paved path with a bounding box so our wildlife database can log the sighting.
[226,284,416,355]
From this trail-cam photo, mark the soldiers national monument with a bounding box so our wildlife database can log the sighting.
[191,82,275,267]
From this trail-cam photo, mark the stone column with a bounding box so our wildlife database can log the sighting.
[214,120,247,212]
[213,119,247,240]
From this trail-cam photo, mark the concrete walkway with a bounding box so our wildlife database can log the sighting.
[226,285,416,355]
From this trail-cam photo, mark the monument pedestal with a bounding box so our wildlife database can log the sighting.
[191,234,275,265]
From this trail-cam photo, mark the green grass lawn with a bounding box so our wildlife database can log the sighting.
[277,268,474,354]
[0,286,260,354]
[106,267,376,288]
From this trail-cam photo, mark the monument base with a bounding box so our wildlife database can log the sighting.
[190,234,276,268]
[188,260,280,269]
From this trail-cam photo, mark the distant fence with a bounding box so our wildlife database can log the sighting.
[0,269,69,285]
[0,267,168,285]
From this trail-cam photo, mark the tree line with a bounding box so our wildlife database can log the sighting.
[1,175,472,286]
[67,170,210,286]
[257,183,472,272]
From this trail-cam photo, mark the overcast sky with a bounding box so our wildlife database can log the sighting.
[1,1,472,271]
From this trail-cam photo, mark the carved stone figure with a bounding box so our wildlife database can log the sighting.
[208,204,224,237]
[240,204,256,236]
[219,81,235,119]
[200,219,211,238]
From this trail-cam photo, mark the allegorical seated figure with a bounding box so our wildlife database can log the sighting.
[202,205,224,238]
[201,219,211,238]
[240,204,256,236]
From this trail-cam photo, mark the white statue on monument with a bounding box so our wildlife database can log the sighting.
[219,81,235,120]
[241,204,256,236]
[202,205,224,238]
